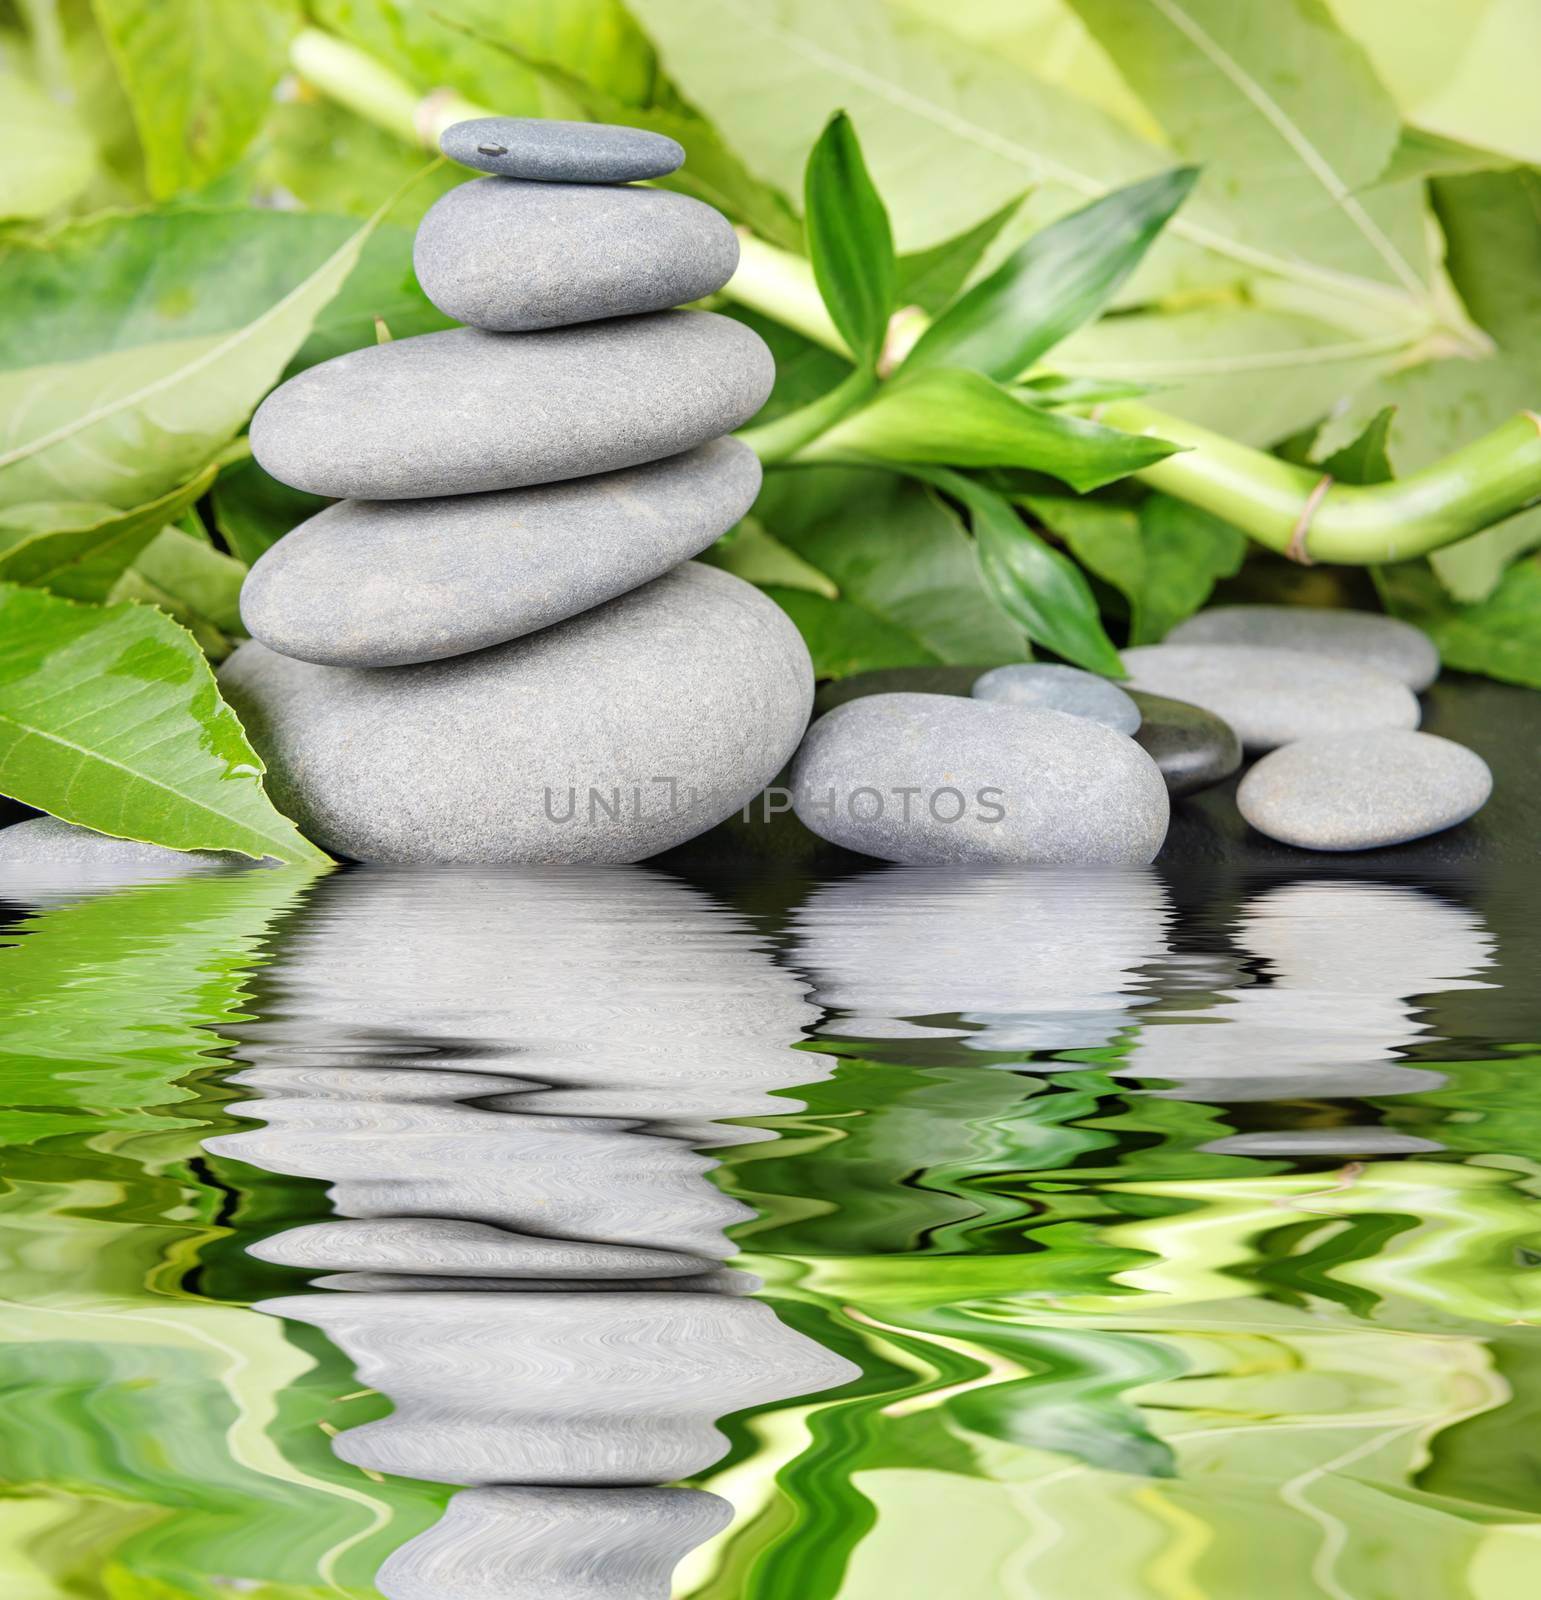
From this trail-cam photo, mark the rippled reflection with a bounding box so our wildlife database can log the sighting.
[1,860,1537,1600]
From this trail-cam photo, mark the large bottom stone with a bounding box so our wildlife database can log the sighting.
[218,563,812,864]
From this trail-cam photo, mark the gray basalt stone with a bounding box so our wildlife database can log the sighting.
[249,311,773,500]
[972,663,1142,734]
[1167,604,1439,690]
[440,116,685,183]
[414,178,740,332]
[790,693,1169,865]
[240,439,761,668]
[1236,729,1492,850]
[1127,690,1242,797]
[218,563,813,865]
[1121,643,1419,751]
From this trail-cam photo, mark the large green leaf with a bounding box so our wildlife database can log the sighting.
[0,206,390,511]
[804,113,896,370]
[0,463,220,600]
[1317,169,1541,600]
[1376,555,1541,688]
[0,70,94,218]
[1063,0,1430,303]
[901,167,1198,382]
[755,466,1025,664]
[91,0,299,197]
[0,584,325,862]
[915,467,1124,674]
[813,368,1179,492]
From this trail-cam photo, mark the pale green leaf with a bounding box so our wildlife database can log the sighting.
[0,583,325,862]
[0,71,93,218]
[0,463,218,599]
[91,0,300,197]
[1064,0,1430,300]
[1373,127,1516,189]
[124,526,248,636]
[755,466,1026,663]
[0,205,392,511]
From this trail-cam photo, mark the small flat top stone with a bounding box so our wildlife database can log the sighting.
[1236,729,1492,851]
[972,663,1141,734]
[240,438,761,668]
[1167,604,1440,690]
[1121,643,1419,751]
[790,692,1169,866]
[440,116,685,183]
[413,179,739,333]
[1127,690,1242,798]
[249,311,773,501]
[0,816,269,883]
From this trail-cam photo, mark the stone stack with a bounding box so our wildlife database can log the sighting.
[221,117,811,865]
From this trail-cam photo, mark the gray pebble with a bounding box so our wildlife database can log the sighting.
[219,563,812,865]
[972,663,1142,734]
[1236,729,1492,850]
[1128,690,1242,797]
[1121,643,1419,751]
[1167,604,1439,690]
[0,816,270,880]
[240,438,760,668]
[790,693,1169,865]
[415,178,739,332]
[249,311,773,500]
[440,116,685,183]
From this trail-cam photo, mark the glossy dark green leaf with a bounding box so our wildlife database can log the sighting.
[913,468,1124,675]
[816,368,1180,493]
[1322,405,1397,485]
[760,585,938,678]
[894,196,1022,314]
[804,112,896,370]
[899,168,1198,381]
[0,583,325,861]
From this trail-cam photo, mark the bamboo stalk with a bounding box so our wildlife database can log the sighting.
[288,27,1541,567]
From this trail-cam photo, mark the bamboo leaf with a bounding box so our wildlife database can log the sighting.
[902,168,1199,382]
[1321,406,1397,485]
[814,368,1180,493]
[0,584,326,862]
[895,197,1022,315]
[804,113,896,370]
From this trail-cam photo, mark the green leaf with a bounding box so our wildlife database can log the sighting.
[121,526,248,636]
[1318,169,1541,600]
[916,468,1123,674]
[804,113,896,370]
[755,466,1026,664]
[1376,555,1541,688]
[0,463,220,600]
[91,0,300,197]
[1062,0,1430,300]
[901,168,1198,382]
[1320,405,1397,485]
[895,197,1022,316]
[0,205,392,511]
[0,70,94,218]
[0,584,325,862]
[700,515,838,597]
[1029,491,1247,645]
[815,368,1180,493]
[760,585,944,678]
[1373,126,1516,188]
[210,457,331,567]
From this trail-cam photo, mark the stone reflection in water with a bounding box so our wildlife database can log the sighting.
[1120,879,1495,1112]
[205,868,856,1600]
[794,866,1171,1051]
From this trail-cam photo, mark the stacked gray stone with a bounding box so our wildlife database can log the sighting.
[222,118,813,866]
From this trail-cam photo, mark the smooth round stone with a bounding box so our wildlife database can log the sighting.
[1237,729,1492,850]
[1167,604,1439,690]
[249,311,773,500]
[219,563,813,865]
[1127,690,1242,798]
[415,178,739,332]
[790,693,1169,865]
[440,116,684,183]
[240,438,761,668]
[0,816,266,879]
[972,663,1141,734]
[1121,644,1419,751]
